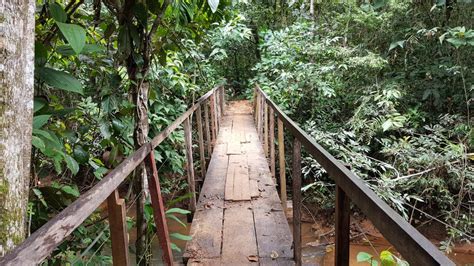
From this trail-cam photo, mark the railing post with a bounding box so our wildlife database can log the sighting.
[253,87,258,122]
[210,94,217,147]
[204,100,212,157]
[219,86,225,116]
[335,185,350,266]
[264,103,269,157]
[196,105,206,179]
[292,138,302,266]
[269,108,275,179]
[278,118,287,211]
[259,95,264,140]
[213,92,219,134]
[255,92,260,131]
[145,152,173,266]
[184,117,197,213]
[107,190,130,266]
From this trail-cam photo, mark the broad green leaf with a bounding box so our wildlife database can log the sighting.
[34,98,47,113]
[33,115,51,129]
[389,40,405,51]
[64,154,80,175]
[61,184,80,197]
[357,252,374,262]
[166,214,187,227]
[73,145,89,164]
[56,22,86,54]
[208,0,219,13]
[56,44,104,56]
[170,233,192,241]
[50,2,67,22]
[32,136,46,151]
[37,67,83,94]
[170,243,181,252]
[446,38,466,48]
[166,208,191,215]
[33,188,48,207]
[382,120,393,132]
[380,250,396,266]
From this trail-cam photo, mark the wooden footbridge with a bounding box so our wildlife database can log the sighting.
[0,86,454,265]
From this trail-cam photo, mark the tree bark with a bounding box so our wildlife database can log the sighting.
[0,0,35,257]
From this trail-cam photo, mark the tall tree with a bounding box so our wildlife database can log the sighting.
[0,0,35,257]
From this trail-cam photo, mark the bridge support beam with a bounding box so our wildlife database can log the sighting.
[335,186,350,266]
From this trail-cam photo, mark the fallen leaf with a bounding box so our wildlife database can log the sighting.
[306,240,320,247]
[270,250,279,259]
[325,244,334,253]
[247,255,258,262]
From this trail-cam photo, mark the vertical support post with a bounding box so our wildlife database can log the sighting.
[213,92,219,133]
[292,138,302,266]
[210,94,217,146]
[219,86,225,116]
[107,190,130,266]
[255,92,260,130]
[184,117,197,212]
[269,108,275,179]
[264,103,269,157]
[260,95,264,139]
[335,185,350,266]
[196,105,206,179]
[145,152,173,266]
[278,118,287,211]
[253,87,258,122]
[204,100,212,157]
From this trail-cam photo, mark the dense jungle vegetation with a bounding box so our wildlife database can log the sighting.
[15,0,473,263]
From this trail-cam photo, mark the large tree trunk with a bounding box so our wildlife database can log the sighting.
[0,0,35,257]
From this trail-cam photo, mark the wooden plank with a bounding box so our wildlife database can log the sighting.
[146,152,173,266]
[292,138,302,266]
[222,202,258,264]
[260,258,296,265]
[269,107,275,179]
[335,185,350,266]
[196,106,206,179]
[204,101,212,157]
[184,117,197,212]
[249,179,259,198]
[225,155,250,201]
[256,86,454,265]
[278,118,287,211]
[183,143,228,261]
[107,190,130,266]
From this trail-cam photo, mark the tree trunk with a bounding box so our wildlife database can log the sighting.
[133,81,150,265]
[0,0,35,257]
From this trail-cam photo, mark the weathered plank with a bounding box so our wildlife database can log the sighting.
[225,154,250,201]
[196,106,206,179]
[183,143,228,261]
[222,202,258,265]
[107,190,130,266]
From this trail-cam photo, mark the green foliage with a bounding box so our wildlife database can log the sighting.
[251,0,473,250]
[357,250,409,266]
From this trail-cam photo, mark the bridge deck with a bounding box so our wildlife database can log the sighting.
[183,101,294,265]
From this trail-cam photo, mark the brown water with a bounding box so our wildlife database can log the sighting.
[297,222,474,266]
